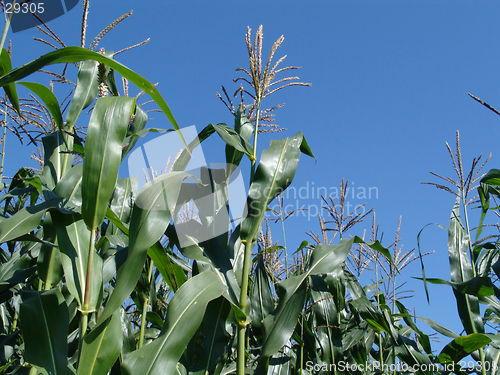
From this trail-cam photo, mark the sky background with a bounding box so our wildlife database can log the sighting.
[5,0,500,354]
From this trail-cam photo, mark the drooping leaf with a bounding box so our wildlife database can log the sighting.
[213,123,254,160]
[19,82,63,132]
[148,241,186,292]
[107,177,137,235]
[0,46,188,148]
[422,276,495,297]
[0,197,68,244]
[438,333,492,365]
[121,272,226,375]
[82,96,135,230]
[53,164,83,208]
[171,124,215,172]
[20,289,74,375]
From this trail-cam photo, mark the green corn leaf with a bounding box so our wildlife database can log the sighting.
[66,60,99,128]
[226,109,253,177]
[108,177,137,235]
[395,300,432,355]
[20,289,75,375]
[186,296,232,375]
[52,211,102,312]
[417,316,459,339]
[310,275,341,365]
[249,255,274,332]
[77,310,122,375]
[82,96,135,230]
[0,46,188,149]
[0,48,19,114]
[19,82,63,132]
[121,272,226,375]
[105,207,130,236]
[447,197,484,334]
[171,124,215,172]
[421,276,495,297]
[212,123,254,160]
[121,106,149,160]
[438,333,492,365]
[148,241,186,292]
[53,164,83,208]
[36,212,63,288]
[260,240,352,359]
[241,131,306,244]
[0,197,68,244]
[43,131,72,189]
[98,171,190,324]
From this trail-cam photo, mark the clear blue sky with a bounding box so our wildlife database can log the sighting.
[6,0,500,353]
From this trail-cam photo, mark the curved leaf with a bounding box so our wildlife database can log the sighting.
[0,46,188,148]
[213,123,254,159]
[19,82,63,132]
[82,96,135,230]
[0,197,67,244]
[121,272,226,375]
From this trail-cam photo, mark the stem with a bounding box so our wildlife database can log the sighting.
[82,227,96,314]
[278,195,288,277]
[300,314,304,375]
[60,128,74,177]
[139,258,154,349]
[79,227,96,350]
[237,240,253,375]
[461,193,485,374]
[375,258,384,369]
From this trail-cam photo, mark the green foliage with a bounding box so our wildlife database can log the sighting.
[0,10,444,375]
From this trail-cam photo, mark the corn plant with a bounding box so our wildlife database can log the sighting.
[419,131,500,375]
[0,7,443,374]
